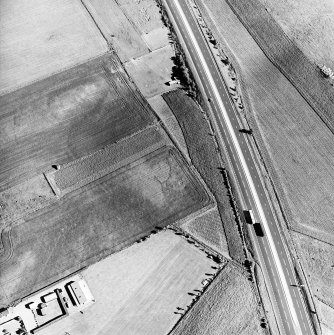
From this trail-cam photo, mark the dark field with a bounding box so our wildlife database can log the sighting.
[0,147,211,306]
[0,53,153,192]
[163,89,244,262]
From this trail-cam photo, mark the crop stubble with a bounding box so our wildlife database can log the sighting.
[170,262,265,335]
[257,0,334,71]
[116,0,169,50]
[124,45,175,98]
[292,232,334,312]
[0,146,211,306]
[0,54,153,192]
[198,0,334,244]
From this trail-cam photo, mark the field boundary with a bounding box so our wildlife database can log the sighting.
[44,126,166,197]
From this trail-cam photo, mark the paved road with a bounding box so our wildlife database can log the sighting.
[164,1,315,334]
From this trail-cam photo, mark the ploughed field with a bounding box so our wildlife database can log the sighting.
[0,54,153,192]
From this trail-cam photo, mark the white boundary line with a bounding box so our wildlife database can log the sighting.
[172,1,302,334]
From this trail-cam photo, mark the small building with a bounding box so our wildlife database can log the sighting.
[67,281,87,306]
[0,317,27,335]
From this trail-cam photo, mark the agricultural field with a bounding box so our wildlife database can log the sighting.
[0,0,107,96]
[226,0,334,132]
[317,301,334,335]
[170,262,266,335]
[163,89,244,263]
[198,0,334,245]
[0,54,154,192]
[0,146,211,306]
[148,95,189,160]
[36,230,219,335]
[0,175,56,225]
[47,127,166,196]
[180,207,230,257]
[82,0,149,61]
[124,45,175,98]
[116,0,170,50]
[257,0,334,70]
[292,232,334,333]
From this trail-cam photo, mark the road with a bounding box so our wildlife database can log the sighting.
[164,0,315,334]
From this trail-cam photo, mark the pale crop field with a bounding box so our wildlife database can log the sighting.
[198,0,334,244]
[181,207,230,257]
[258,0,334,70]
[142,26,170,51]
[124,45,175,98]
[83,0,149,61]
[0,175,55,225]
[36,230,218,335]
[292,232,334,314]
[117,0,170,50]
[117,0,163,34]
[171,262,265,335]
[0,0,107,95]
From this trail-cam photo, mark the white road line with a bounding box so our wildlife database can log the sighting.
[173,1,302,334]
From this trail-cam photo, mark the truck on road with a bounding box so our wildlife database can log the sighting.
[244,209,255,224]
[244,209,265,237]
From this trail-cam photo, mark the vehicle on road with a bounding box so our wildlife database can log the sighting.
[239,128,253,135]
[244,209,255,224]
[254,222,265,237]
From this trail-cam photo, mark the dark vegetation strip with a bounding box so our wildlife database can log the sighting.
[158,0,246,263]
[163,90,245,263]
[54,127,164,191]
[227,0,334,134]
